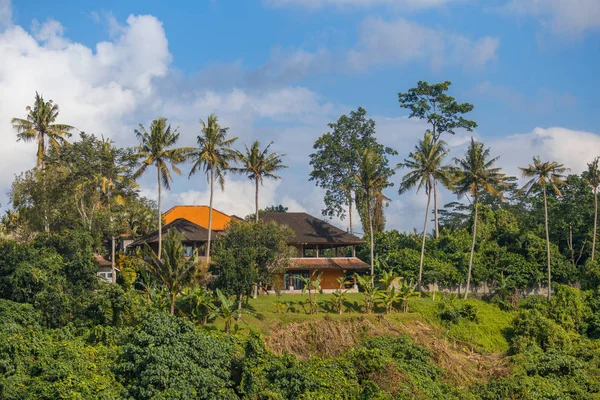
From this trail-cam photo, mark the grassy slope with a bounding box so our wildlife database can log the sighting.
[206,293,514,354]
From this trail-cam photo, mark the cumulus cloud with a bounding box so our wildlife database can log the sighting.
[0,14,170,195]
[504,0,600,35]
[346,17,499,71]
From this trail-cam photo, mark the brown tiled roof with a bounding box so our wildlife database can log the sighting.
[93,254,112,268]
[128,218,220,247]
[261,212,365,245]
[288,257,369,270]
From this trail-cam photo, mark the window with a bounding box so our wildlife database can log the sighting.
[284,270,310,290]
[184,245,194,257]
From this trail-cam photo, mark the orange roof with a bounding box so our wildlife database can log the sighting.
[163,205,234,231]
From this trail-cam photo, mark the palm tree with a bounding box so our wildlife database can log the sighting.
[355,148,390,284]
[189,114,238,261]
[397,132,453,289]
[454,138,507,299]
[234,141,288,222]
[133,118,192,258]
[520,156,568,300]
[584,157,600,263]
[142,230,200,315]
[12,92,75,169]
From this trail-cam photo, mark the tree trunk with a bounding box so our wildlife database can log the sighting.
[369,196,374,286]
[255,177,259,223]
[349,191,354,235]
[109,200,116,284]
[543,186,551,300]
[593,190,598,262]
[433,178,439,239]
[418,182,432,290]
[206,168,214,261]
[170,292,175,315]
[157,167,163,259]
[465,197,478,300]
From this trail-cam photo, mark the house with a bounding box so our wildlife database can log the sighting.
[127,218,219,262]
[128,205,370,293]
[261,212,369,292]
[94,254,118,283]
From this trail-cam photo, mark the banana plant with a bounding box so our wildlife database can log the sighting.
[355,273,379,314]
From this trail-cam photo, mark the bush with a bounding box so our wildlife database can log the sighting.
[115,312,237,399]
[510,309,571,353]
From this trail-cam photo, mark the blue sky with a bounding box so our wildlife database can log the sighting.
[0,0,599,232]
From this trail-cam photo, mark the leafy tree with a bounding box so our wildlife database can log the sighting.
[453,138,507,299]
[209,288,255,333]
[309,107,396,234]
[398,132,452,289]
[141,230,200,315]
[234,140,287,222]
[398,81,477,238]
[520,156,568,299]
[584,157,600,262]
[355,147,392,283]
[189,114,238,260]
[133,118,191,258]
[211,220,294,304]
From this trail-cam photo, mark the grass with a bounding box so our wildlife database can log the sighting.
[204,291,515,354]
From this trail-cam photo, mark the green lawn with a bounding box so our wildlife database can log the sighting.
[203,292,514,354]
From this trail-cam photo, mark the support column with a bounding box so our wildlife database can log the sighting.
[352,245,356,258]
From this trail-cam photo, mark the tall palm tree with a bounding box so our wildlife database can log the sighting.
[189,114,238,261]
[454,138,506,299]
[12,92,75,169]
[584,157,600,263]
[142,230,200,315]
[234,140,287,222]
[520,156,568,299]
[133,118,192,258]
[397,132,453,289]
[355,147,390,284]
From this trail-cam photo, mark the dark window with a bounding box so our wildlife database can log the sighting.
[284,270,310,290]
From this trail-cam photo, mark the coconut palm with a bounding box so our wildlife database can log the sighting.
[520,156,568,299]
[142,230,200,315]
[188,114,238,261]
[234,141,287,222]
[454,138,507,299]
[355,148,390,284]
[397,132,453,289]
[133,118,192,258]
[12,92,75,169]
[584,157,600,263]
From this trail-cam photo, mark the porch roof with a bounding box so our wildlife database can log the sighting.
[288,257,370,271]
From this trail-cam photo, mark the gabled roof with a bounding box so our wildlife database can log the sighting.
[261,212,365,245]
[128,218,219,247]
[162,205,233,231]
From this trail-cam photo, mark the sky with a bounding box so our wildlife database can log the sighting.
[0,0,599,233]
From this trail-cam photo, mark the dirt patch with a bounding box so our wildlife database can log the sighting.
[263,316,510,385]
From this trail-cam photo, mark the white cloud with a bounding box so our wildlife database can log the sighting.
[504,0,600,35]
[265,0,462,10]
[489,127,600,178]
[347,17,499,71]
[0,14,170,193]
